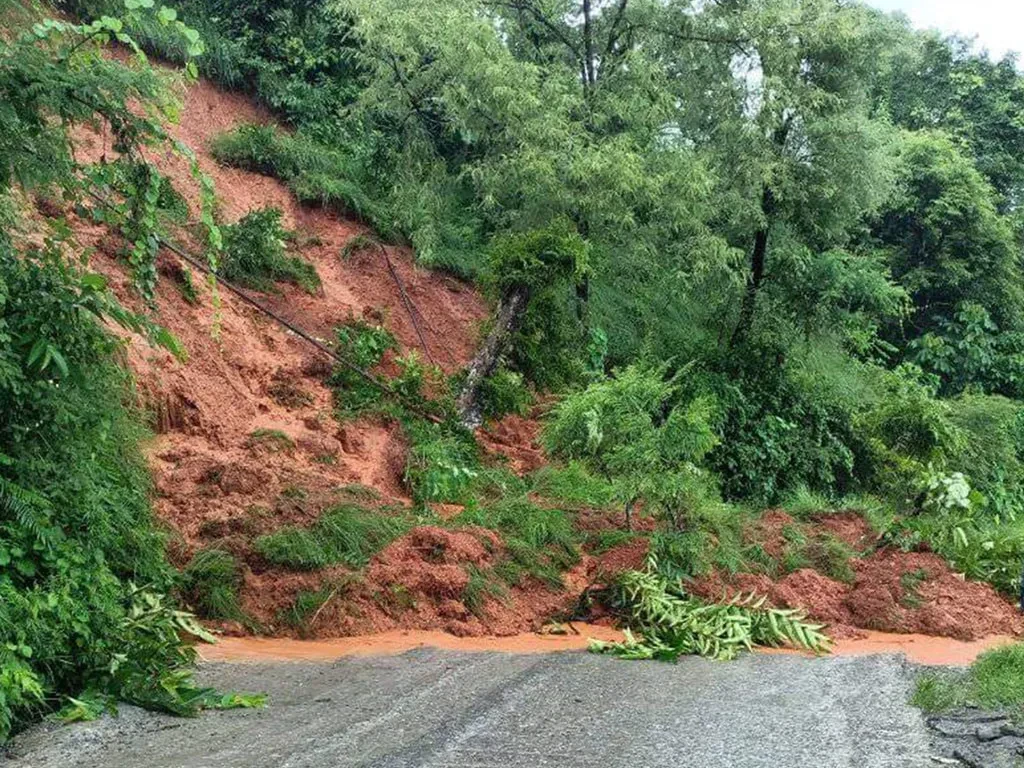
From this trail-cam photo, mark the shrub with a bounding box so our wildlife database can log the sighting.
[913,643,1024,713]
[219,207,320,294]
[403,420,479,505]
[329,319,396,419]
[543,363,719,526]
[180,549,244,621]
[478,367,532,420]
[454,499,579,588]
[707,351,862,505]
[254,505,408,570]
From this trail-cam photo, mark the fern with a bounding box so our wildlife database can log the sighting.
[590,558,830,662]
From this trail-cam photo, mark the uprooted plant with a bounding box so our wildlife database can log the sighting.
[590,558,831,662]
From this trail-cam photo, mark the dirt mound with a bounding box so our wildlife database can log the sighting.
[690,513,1022,642]
[283,525,592,639]
[57,67,499,637]
[814,512,878,551]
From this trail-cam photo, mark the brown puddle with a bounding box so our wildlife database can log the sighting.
[197,623,626,662]
[198,626,1016,666]
[764,631,1017,666]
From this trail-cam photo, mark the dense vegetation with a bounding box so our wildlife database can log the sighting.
[7,0,1024,739]
[101,0,1024,600]
[0,0,260,743]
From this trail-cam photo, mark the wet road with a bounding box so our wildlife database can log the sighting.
[6,649,935,768]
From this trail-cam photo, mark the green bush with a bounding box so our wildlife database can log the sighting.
[454,499,579,588]
[181,549,244,621]
[707,350,863,505]
[913,643,1024,713]
[478,367,532,420]
[403,420,480,505]
[947,393,1024,516]
[254,505,408,570]
[220,207,320,294]
[543,363,719,522]
[329,319,396,419]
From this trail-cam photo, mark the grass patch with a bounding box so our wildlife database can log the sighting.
[529,462,616,509]
[210,125,378,222]
[254,504,409,570]
[462,564,509,618]
[900,568,928,608]
[806,533,856,584]
[454,498,579,589]
[335,483,382,502]
[279,578,356,636]
[246,428,295,453]
[780,486,835,520]
[586,530,642,555]
[913,643,1024,715]
[220,206,320,294]
[180,548,245,622]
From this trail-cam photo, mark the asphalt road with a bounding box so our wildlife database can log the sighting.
[5,649,936,768]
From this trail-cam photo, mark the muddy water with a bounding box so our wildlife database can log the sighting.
[197,624,626,662]
[198,625,1016,666]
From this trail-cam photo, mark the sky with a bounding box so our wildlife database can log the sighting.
[868,0,1023,60]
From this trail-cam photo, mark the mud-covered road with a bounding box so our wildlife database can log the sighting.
[5,649,944,768]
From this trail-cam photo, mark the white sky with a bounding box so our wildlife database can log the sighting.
[868,0,1023,60]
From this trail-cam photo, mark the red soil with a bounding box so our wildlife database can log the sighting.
[690,513,1022,642]
[478,414,546,474]
[54,61,1023,648]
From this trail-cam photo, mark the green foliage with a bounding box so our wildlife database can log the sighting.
[220,207,319,294]
[254,505,408,570]
[650,501,750,581]
[529,462,617,509]
[454,499,579,589]
[589,563,830,662]
[876,132,1023,337]
[210,125,378,221]
[913,643,1024,714]
[328,318,396,418]
[706,352,862,505]
[403,420,479,505]
[544,363,719,519]
[478,368,532,421]
[0,228,253,739]
[181,549,244,621]
[462,564,508,618]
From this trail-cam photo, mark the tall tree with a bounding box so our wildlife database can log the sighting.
[676,0,896,347]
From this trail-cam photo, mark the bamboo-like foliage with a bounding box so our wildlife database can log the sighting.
[590,558,830,661]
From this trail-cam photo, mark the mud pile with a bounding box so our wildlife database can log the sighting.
[689,511,1022,641]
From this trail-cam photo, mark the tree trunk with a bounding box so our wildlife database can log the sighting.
[582,0,596,88]
[624,497,636,532]
[456,284,531,428]
[730,184,774,348]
